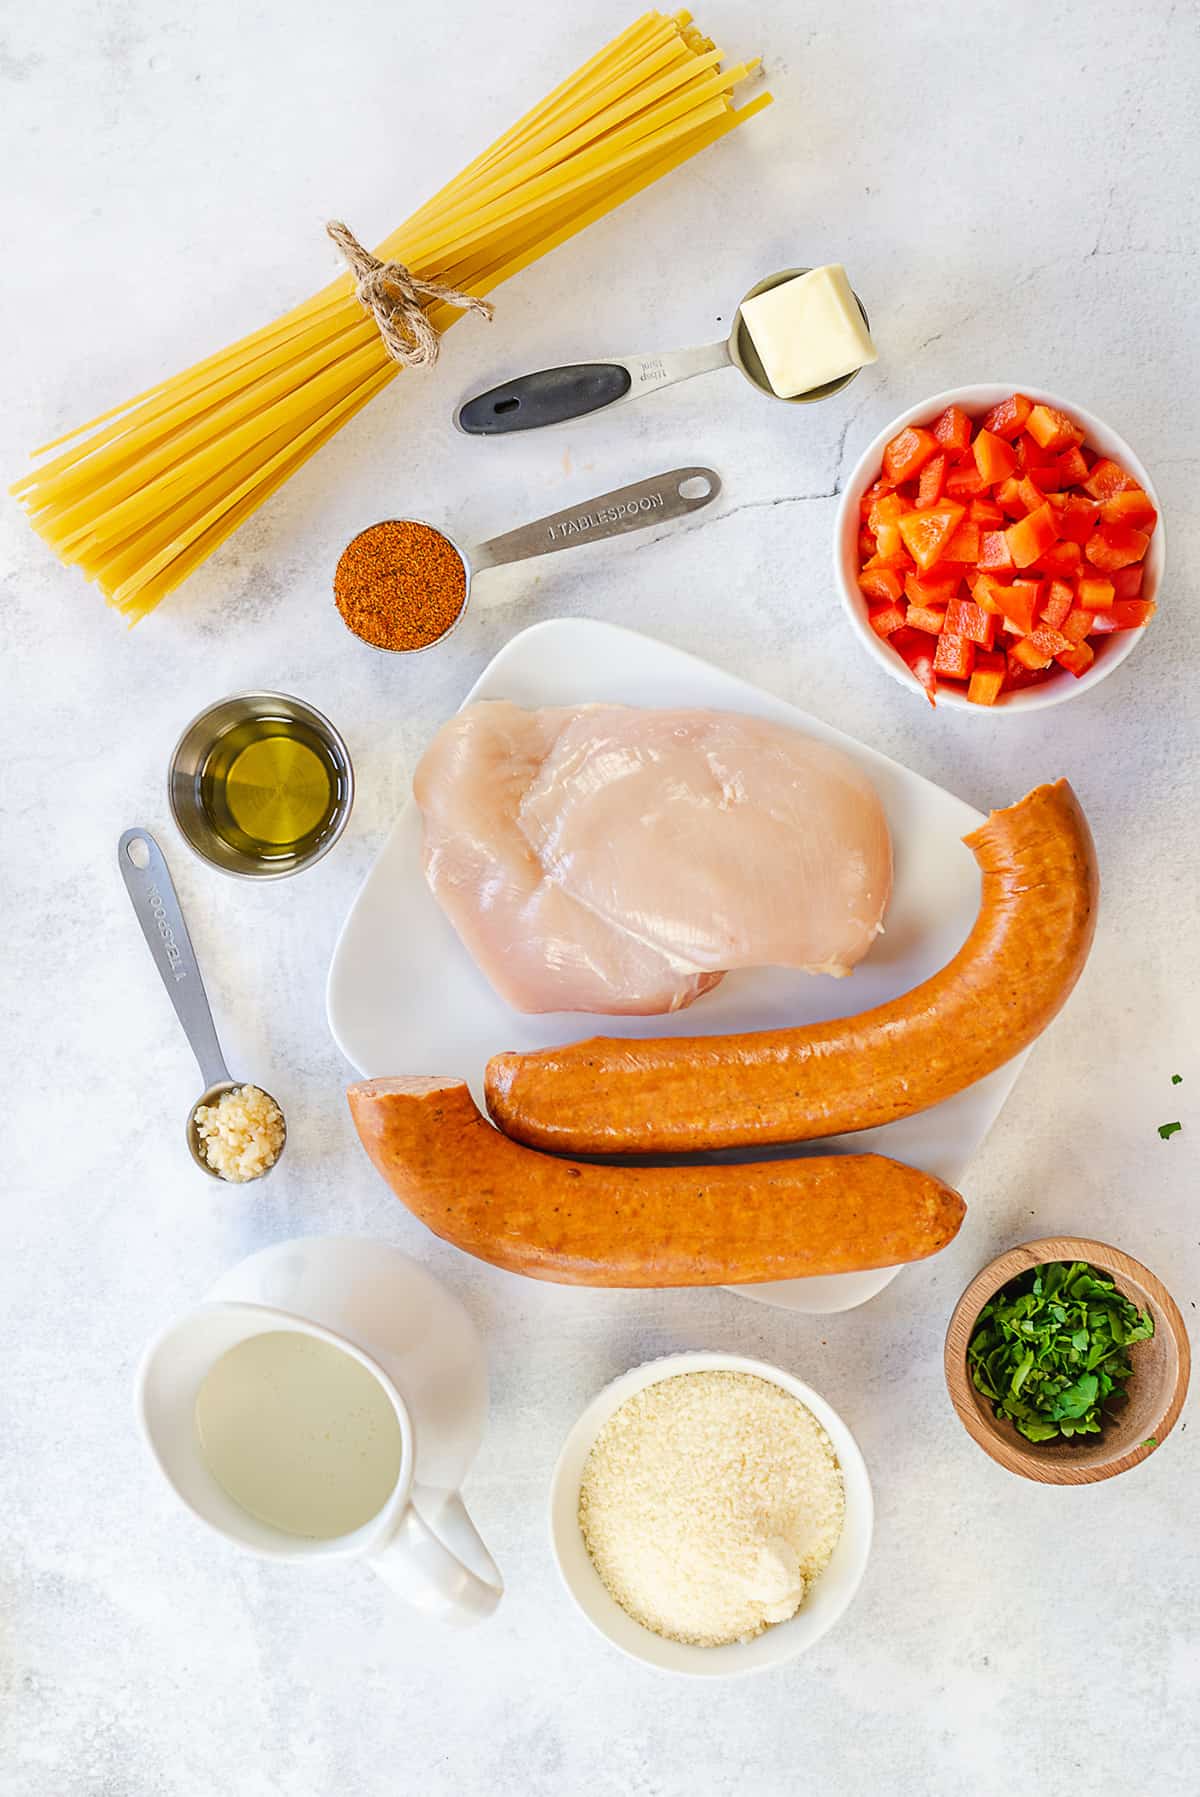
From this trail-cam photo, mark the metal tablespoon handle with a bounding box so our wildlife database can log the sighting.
[118,829,231,1092]
[456,344,731,434]
[470,467,722,577]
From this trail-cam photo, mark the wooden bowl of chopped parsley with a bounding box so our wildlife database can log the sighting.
[944,1238,1189,1483]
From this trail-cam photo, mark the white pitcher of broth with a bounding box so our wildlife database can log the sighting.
[136,1237,501,1625]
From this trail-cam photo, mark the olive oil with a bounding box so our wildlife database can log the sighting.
[199,715,346,863]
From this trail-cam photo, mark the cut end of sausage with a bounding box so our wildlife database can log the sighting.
[349,1075,464,1100]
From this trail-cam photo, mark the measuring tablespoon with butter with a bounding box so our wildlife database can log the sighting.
[456,266,875,435]
[118,828,285,1182]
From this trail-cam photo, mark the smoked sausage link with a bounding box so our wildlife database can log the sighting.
[346,1076,966,1287]
[485,779,1098,1155]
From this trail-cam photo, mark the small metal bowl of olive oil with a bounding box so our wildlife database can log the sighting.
[169,692,353,880]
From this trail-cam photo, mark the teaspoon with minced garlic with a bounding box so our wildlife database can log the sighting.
[118,828,285,1183]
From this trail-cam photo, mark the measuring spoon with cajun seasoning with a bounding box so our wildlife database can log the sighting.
[119,829,286,1183]
[333,466,720,654]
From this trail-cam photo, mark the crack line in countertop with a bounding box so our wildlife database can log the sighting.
[635,488,839,550]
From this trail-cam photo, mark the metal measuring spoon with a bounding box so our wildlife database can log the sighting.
[456,270,870,435]
[118,828,286,1181]
[338,465,721,655]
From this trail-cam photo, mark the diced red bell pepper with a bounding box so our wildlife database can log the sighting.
[1004,654,1054,690]
[883,426,939,484]
[973,572,1016,615]
[1022,456,1065,492]
[982,393,1033,440]
[1057,641,1095,678]
[1086,521,1150,571]
[869,491,906,523]
[869,492,907,560]
[1056,446,1089,486]
[859,565,905,604]
[1090,598,1157,631]
[1010,625,1069,671]
[967,649,1007,707]
[865,543,915,572]
[1010,636,1055,671]
[1060,606,1095,645]
[943,519,981,563]
[906,569,962,607]
[868,599,908,639]
[973,429,1017,485]
[1036,539,1083,578]
[1084,458,1138,500]
[1006,502,1059,570]
[933,631,975,679]
[1057,495,1101,543]
[994,477,1027,518]
[1040,579,1075,630]
[944,596,996,649]
[1078,576,1116,610]
[1100,488,1157,531]
[915,453,948,509]
[889,625,938,704]
[932,405,973,458]
[1025,403,1085,452]
[1013,438,1056,488]
[856,403,1160,698]
[905,602,947,635]
[945,462,988,500]
[1001,578,1044,635]
[898,501,966,572]
[1112,563,1144,600]
[970,498,1005,527]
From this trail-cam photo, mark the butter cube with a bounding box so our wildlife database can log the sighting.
[739,264,877,399]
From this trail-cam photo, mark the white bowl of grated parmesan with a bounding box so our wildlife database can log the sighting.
[549,1353,873,1676]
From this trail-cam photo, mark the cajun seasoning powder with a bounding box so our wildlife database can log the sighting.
[334,519,467,651]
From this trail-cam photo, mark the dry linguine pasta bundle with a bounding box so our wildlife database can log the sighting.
[12,12,770,622]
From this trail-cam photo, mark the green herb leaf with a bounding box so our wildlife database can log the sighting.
[1171,1074,1182,1085]
[1143,1436,1158,1448]
[1053,1373,1099,1419]
[1159,1121,1182,1140]
[967,1261,1154,1444]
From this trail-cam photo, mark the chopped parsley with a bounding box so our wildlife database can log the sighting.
[1159,1121,1183,1140]
[1171,1074,1183,1085]
[967,1261,1154,1443]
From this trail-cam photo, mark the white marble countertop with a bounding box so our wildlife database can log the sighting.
[3,2,1197,1791]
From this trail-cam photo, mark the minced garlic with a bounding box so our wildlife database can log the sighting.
[193,1084,285,1183]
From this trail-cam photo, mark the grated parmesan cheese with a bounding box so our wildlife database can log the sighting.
[579,1370,844,1647]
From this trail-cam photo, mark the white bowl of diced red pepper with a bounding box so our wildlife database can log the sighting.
[834,386,1164,710]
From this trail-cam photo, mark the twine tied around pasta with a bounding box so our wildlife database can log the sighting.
[326,220,494,369]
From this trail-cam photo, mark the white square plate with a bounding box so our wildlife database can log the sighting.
[327,618,1027,1313]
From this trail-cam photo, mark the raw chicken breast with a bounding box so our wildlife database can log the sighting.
[413,702,721,1016]
[414,700,892,1015]
[521,706,893,977]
